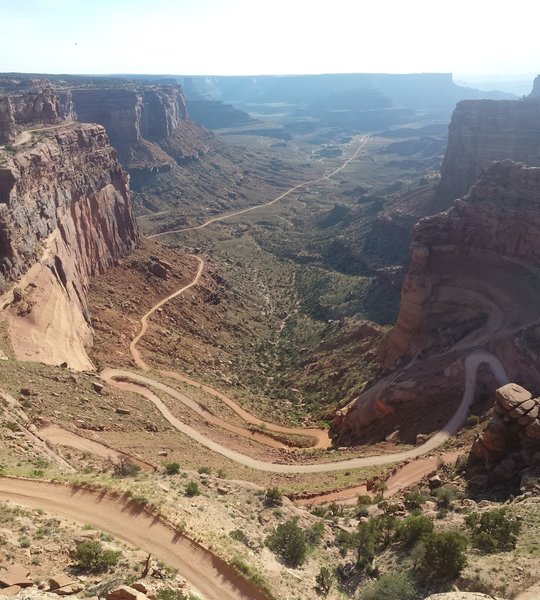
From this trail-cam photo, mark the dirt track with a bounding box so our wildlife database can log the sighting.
[102,352,508,474]
[148,136,370,238]
[0,478,269,600]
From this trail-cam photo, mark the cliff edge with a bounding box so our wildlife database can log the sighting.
[0,122,139,369]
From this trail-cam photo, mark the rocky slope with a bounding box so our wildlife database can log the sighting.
[435,97,540,206]
[333,161,540,443]
[0,122,138,369]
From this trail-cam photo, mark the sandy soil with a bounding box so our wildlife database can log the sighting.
[0,477,270,600]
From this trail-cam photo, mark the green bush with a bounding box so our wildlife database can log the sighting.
[266,518,307,567]
[185,481,200,497]
[264,486,283,507]
[73,540,121,571]
[403,491,428,510]
[432,485,459,510]
[465,508,521,553]
[197,466,211,475]
[356,519,381,569]
[315,566,334,595]
[164,462,181,475]
[361,572,420,600]
[305,521,325,547]
[398,514,434,548]
[156,588,195,600]
[417,530,468,581]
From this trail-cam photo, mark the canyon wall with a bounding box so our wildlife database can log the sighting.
[435,98,540,207]
[0,123,139,369]
[333,161,540,444]
[71,86,217,170]
[530,75,540,98]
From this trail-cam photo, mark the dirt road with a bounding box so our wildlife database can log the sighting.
[148,136,370,238]
[0,478,269,600]
[102,352,508,474]
[130,255,205,371]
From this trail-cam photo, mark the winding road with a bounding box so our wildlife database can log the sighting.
[148,135,370,238]
[0,134,515,600]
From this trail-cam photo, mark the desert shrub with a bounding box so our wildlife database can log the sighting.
[264,486,283,507]
[197,466,211,475]
[403,491,428,510]
[73,540,121,571]
[432,484,460,509]
[156,588,195,600]
[465,508,521,553]
[416,530,468,581]
[361,571,420,600]
[315,566,334,595]
[110,457,140,478]
[305,521,325,547]
[266,518,307,567]
[357,494,372,507]
[356,505,369,518]
[398,514,434,548]
[185,481,200,497]
[164,462,180,475]
[356,519,381,570]
[230,528,250,546]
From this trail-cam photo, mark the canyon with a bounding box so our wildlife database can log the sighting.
[1,71,540,600]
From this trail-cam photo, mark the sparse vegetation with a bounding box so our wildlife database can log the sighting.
[73,540,121,571]
[465,508,522,553]
[266,518,307,567]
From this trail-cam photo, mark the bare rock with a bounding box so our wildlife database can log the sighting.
[0,564,33,588]
[106,586,147,600]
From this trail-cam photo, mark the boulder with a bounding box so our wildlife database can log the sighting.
[496,383,532,412]
[106,586,147,600]
[0,564,33,588]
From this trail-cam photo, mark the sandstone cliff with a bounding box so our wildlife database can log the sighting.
[71,86,217,170]
[333,162,540,444]
[0,123,139,369]
[435,98,540,207]
[381,161,540,368]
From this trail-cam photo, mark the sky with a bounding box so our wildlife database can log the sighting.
[0,0,538,78]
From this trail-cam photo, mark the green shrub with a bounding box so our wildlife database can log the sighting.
[264,486,283,507]
[197,466,211,475]
[357,494,372,507]
[432,484,460,509]
[185,481,200,497]
[315,566,334,595]
[398,514,434,548]
[305,521,325,547]
[403,491,428,510]
[110,457,141,478]
[73,540,121,571]
[417,530,468,581]
[361,572,420,600]
[156,588,195,600]
[356,519,381,570]
[266,518,307,567]
[465,508,521,553]
[164,462,181,475]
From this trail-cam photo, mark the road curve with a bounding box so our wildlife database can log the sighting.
[148,136,370,238]
[0,478,269,600]
[130,255,205,371]
[102,351,509,473]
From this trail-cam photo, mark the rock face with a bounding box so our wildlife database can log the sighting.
[435,98,540,206]
[0,123,139,369]
[0,96,16,143]
[71,86,216,170]
[380,161,540,368]
[469,382,540,492]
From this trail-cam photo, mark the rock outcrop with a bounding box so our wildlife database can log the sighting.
[380,161,540,368]
[333,161,540,444]
[0,96,16,143]
[469,382,540,492]
[71,86,217,170]
[435,98,540,206]
[0,122,139,369]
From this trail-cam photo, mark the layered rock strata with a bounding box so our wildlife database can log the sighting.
[380,161,540,368]
[71,86,217,170]
[435,98,540,206]
[0,123,139,369]
[333,161,540,443]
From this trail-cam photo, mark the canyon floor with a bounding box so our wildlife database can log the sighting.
[2,114,539,600]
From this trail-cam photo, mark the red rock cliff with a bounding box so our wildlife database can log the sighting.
[0,122,139,369]
[435,99,540,208]
[71,86,216,170]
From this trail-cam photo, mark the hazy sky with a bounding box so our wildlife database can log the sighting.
[0,0,538,77]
